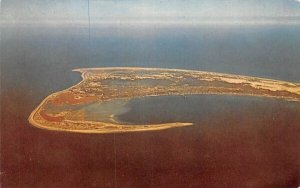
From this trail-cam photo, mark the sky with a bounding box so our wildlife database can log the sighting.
[1,0,300,25]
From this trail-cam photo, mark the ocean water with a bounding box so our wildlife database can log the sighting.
[117,95,300,125]
[1,25,300,187]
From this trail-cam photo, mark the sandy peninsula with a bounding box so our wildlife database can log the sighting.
[28,67,300,133]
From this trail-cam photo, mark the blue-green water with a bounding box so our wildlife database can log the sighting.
[2,25,300,97]
[117,95,300,125]
[2,25,300,187]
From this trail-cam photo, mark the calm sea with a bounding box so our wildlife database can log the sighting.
[1,25,300,187]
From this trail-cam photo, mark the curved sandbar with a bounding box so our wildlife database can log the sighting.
[29,67,300,133]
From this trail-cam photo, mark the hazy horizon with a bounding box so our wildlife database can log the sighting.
[2,0,300,26]
[2,1,300,187]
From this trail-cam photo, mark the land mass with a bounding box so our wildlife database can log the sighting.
[29,67,300,133]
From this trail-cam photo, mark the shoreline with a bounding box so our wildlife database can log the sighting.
[28,67,300,134]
